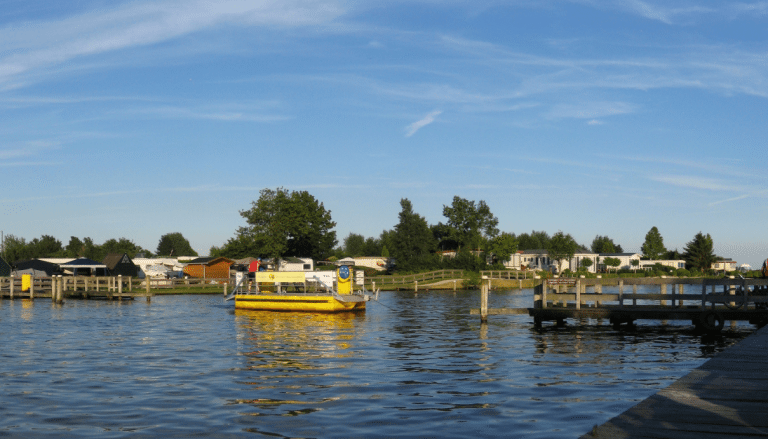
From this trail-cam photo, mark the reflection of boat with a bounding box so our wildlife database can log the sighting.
[229,266,372,312]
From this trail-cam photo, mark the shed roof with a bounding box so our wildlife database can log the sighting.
[103,253,135,270]
[60,257,107,268]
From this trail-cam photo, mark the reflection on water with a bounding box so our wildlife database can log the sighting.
[0,291,754,438]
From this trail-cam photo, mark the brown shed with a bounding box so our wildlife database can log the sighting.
[183,257,234,279]
[103,253,138,277]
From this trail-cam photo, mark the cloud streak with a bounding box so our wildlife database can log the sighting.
[405,110,442,137]
[0,0,346,89]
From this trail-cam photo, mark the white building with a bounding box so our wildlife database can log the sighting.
[597,253,641,272]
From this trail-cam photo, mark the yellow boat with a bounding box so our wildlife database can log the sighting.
[231,266,369,312]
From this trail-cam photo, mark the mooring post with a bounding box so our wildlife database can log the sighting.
[414,280,418,292]
[454,280,457,292]
[58,275,64,303]
[223,283,228,296]
[575,279,581,310]
[118,275,123,299]
[9,275,14,299]
[30,275,35,300]
[480,280,488,323]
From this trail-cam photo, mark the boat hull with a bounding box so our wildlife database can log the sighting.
[234,294,366,312]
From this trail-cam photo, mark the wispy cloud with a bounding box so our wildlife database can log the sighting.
[547,101,636,120]
[0,0,346,89]
[405,110,442,137]
[649,175,747,191]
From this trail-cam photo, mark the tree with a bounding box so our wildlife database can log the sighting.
[486,232,518,265]
[630,259,640,272]
[603,257,621,272]
[683,232,715,272]
[343,233,366,257]
[30,235,63,257]
[3,235,32,262]
[641,226,666,260]
[103,237,150,258]
[441,196,499,252]
[235,188,337,262]
[546,231,578,273]
[65,236,85,258]
[157,232,198,257]
[517,230,550,250]
[580,257,593,271]
[390,198,436,270]
[591,235,623,253]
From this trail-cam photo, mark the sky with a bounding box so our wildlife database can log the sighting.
[2,0,768,268]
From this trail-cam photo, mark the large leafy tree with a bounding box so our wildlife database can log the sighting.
[3,235,33,262]
[157,232,198,257]
[390,198,436,269]
[517,230,551,250]
[591,235,623,253]
[441,196,499,252]
[683,232,715,272]
[343,233,366,257]
[641,226,666,260]
[486,232,518,265]
[546,231,578,273]
[102,237,150,258]
[234,187,337,261]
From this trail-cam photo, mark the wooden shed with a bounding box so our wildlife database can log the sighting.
[103,253,138,277]
[12,259,60,277]
[183,257,234,279]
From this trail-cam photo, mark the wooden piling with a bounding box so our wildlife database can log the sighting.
[480,281,488,323]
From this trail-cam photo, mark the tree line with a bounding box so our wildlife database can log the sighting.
[1,233,198,263]
[3,188,722,274]
[207,188,722,274]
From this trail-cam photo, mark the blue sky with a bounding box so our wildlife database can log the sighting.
[2,0,768,268]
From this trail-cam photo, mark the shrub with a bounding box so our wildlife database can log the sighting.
[675,268,690,277]
[462,271,481,289]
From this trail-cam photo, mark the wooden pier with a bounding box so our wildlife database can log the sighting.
[0,275,152,302]
[475,277,768,333]
[581,323,768,438]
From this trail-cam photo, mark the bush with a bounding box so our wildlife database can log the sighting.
[462,271,481,289]
[675,268,690,277]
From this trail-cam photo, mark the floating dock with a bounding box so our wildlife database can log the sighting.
[581,324,768,438]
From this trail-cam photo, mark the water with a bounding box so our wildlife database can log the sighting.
[0,289,753,438]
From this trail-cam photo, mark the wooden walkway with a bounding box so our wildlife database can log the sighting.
[581,324,768,438]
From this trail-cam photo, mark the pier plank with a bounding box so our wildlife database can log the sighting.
[581,325,768,438]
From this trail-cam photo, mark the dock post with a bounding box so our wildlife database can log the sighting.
[117,275,123,299]
[454,280,457,292]
[30,275,34,300]
[542,279,548,308]
[58,275,64,303]
[575,279,581,309]
[51,276,57,302]
[224,283,228,296]
[480,281,488,323]
[414,280,418,292]
[661,282,667,306]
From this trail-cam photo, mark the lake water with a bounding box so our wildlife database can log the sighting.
[0,289,753,438]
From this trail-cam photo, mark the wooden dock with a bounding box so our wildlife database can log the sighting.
[0,275,152,302]
[474,277,768,333]
[581,324,768,438]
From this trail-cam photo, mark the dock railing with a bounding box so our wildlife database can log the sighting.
[533,277,768,310]
[365,269,464,289]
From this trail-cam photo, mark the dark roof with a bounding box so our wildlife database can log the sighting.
[60,257,106,268]
[102,253,135,270]
[14,259,60,274]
